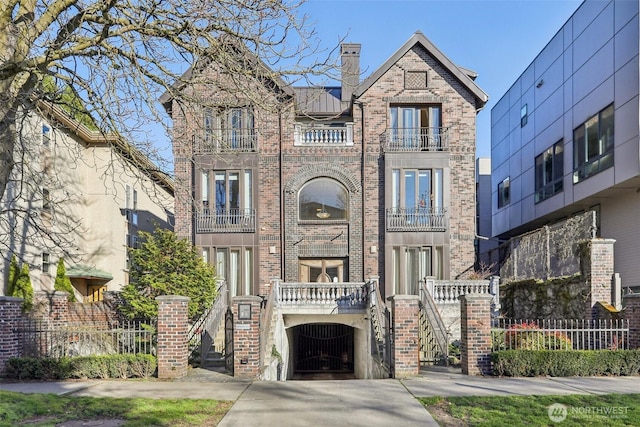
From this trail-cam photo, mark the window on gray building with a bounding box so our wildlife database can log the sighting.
[573,104,614,183]
[497,177,510,208]
[520,104,528,127]
[535,140,563,203]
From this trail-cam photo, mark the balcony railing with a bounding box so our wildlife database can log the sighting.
[196,209,256,233]
[196,130,257,153]
[276,282,369,308]
[382,127,449,152]
[386,207,447,232]
[294,123,353,146]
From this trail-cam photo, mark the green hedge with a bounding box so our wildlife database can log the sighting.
[4,354,156,380]
[492,350,640,377]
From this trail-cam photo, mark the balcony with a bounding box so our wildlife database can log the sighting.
[195,131,257,154]
[196,209,256,233]
[294,123,353,146]
[386,207,447,232]
[382,127,449,152]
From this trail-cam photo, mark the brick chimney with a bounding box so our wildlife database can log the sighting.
[341,43,361,102]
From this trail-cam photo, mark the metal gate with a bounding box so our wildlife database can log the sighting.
[224,309,234,375]
[294,323,354,373]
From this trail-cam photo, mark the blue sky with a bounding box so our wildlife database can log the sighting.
[297,0,584,158]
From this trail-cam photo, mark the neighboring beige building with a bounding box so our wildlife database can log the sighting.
[0,103,174,301]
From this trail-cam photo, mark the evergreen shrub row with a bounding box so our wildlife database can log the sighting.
[4,354,156,380]
[492,350,640,377]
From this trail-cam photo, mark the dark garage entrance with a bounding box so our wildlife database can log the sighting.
[292,323,354,379]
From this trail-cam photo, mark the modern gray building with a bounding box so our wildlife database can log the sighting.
[490,0,639,290]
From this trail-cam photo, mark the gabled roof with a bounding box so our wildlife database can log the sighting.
[354,31,488,108]
[159,38,295,115]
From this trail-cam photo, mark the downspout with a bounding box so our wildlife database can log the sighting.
[190,134,196,245]
[279,107,284,281]
[354,100,366,283]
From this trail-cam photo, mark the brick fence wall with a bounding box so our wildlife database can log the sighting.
[0,297,23,375]
[459,294,492,375]
[389,295,420,377]
[231,296,262,378]
[156,295,190,379]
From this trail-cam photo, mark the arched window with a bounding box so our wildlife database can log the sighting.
[299,178,348,220]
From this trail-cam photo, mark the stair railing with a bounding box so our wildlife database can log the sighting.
[368,277,391,376]
[259,279,278,372]
[188,280,228,366]
[419,278,449,365]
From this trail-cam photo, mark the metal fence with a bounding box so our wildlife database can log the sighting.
[17,319,156,358]
[492,318,629,351]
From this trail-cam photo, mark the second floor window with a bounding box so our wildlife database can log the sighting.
[535,141,563,203]
[299,178,348,221]
[573,104,614,183]
[204,107,255,152]
[392,168,443,211]
[200,170,252,214]
[389,105,443,150]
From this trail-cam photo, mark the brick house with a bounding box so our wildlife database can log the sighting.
[162,31,487,378]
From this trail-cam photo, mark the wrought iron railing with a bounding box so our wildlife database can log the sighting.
[259,280,278,375]
[17,319,155,358]
[187,281,228,366]
[492,318,629,351]
[386,207,446,232]
[196,131,257,153]
[419,282,449,365]
[196,209,256,233]
[368,279,391,376]
[382,127,449,152]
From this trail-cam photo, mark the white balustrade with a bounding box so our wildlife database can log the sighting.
[277,283,368,307]
[425,279,491,304]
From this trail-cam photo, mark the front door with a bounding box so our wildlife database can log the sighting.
[299,259,347,282]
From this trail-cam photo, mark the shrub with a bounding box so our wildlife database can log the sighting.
[503,322,572,350]
[492,350,640,377]
[4,354,156,380]
[7,257,34,312]
[54,258,76,302]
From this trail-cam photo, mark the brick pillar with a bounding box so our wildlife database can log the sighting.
[49,291,70,324]
[156,295,190,379]
[581,238,615,319]
[231,296,262,378]
[460,294,492,376]
[0,297,23,375]
[389,295,420,378]
[623,294,640,350]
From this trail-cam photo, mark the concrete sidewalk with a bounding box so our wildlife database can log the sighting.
[2,368,639,427]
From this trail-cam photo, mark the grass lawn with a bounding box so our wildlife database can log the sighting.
[0,390,233,427]
[420,393,640,426]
